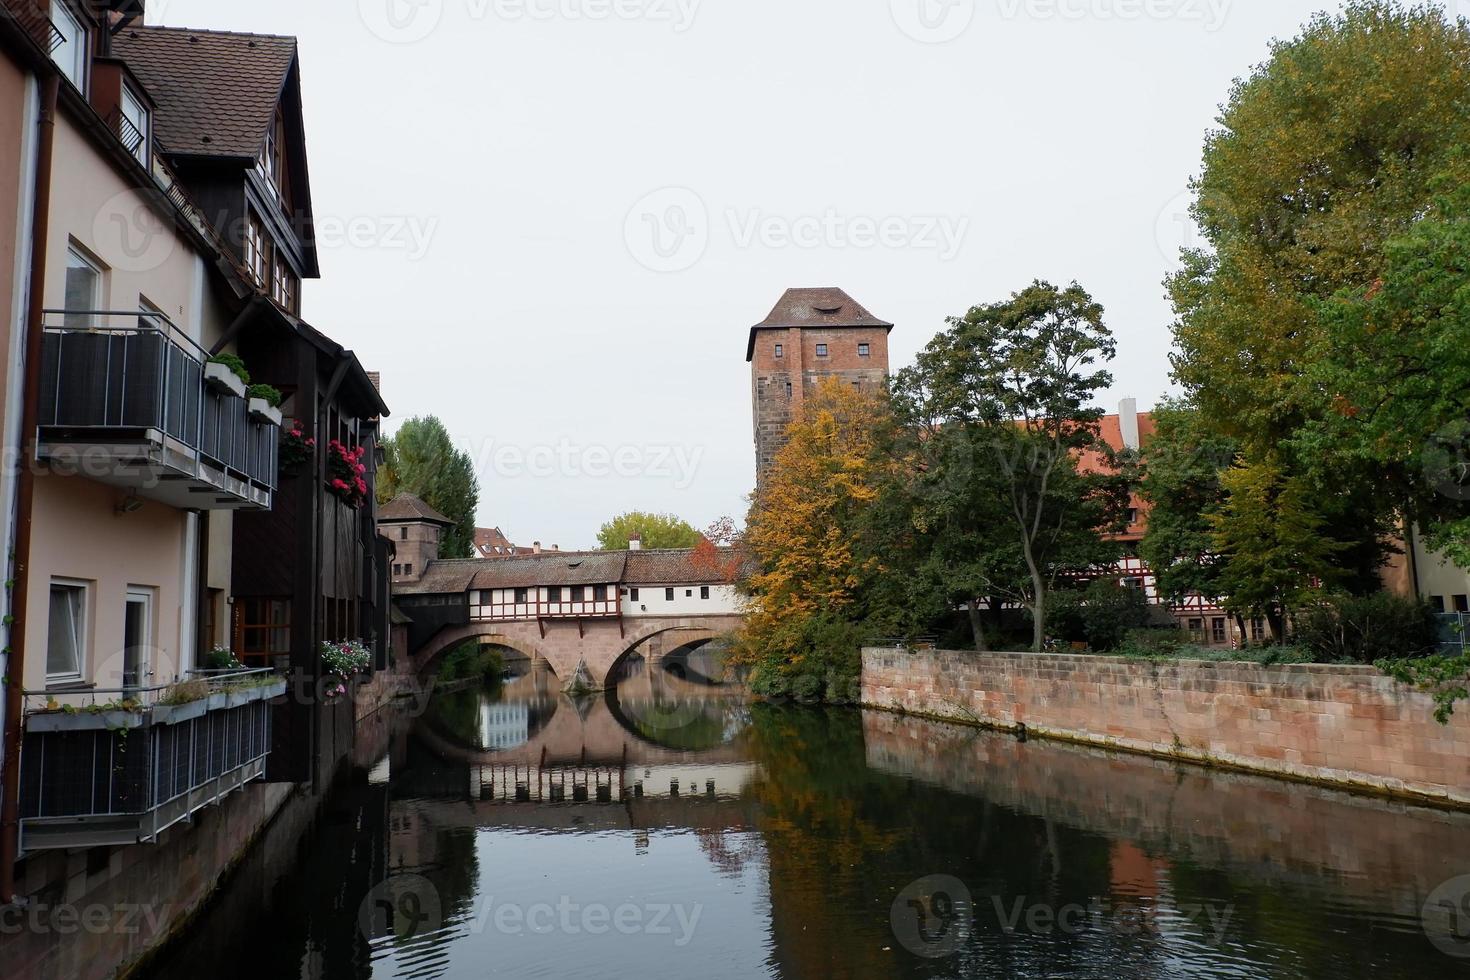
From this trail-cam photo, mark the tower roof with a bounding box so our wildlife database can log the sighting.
[379,493,453,526]
[746,287,893,361]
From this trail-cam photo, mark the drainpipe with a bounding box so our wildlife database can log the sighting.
[1,73,59,905]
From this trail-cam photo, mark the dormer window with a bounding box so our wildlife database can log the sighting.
[50,1,88,93]
[119,84,150,166]
[258,109,288,201]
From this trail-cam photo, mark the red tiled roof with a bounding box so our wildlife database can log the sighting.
[112,26,297,159]
[747,287,893,360]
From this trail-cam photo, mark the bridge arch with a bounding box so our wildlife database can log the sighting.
[414,623,550,677]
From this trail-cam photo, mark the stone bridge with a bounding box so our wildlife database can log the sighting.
[411,613,745,690]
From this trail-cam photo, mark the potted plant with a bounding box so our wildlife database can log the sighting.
[247,384,284,427]
[325,440,369,509]
[153,679,211,725]
[205,353,249,397]
[320,639,372,700]
[280,420,315,476]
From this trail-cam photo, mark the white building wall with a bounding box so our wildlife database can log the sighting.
[621,584,741,617]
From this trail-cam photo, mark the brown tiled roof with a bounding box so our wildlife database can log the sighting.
[623,549,744,585]
[473,527,539,558]
[747,287,894,360]
[468,553,629,591]
[393,562,479,596]
[379,493,453,525]
[112,26,297,159]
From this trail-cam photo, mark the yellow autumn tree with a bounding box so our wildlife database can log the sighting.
[734,378,894,701]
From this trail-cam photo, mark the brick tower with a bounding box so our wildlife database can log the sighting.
[747,287,893,488]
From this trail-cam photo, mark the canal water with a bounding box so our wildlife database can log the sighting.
[141,651,1470,979]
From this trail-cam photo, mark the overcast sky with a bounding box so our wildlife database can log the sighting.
[148,0,1419,549]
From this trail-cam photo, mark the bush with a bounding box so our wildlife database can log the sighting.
[1292,592,1440,664]
[204,646,243,670]
[739,614,868,705]
[1045,580,1153,652]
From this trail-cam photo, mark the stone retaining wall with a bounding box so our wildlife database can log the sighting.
[861,648,1470,808]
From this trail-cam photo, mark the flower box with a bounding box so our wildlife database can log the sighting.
[204,362,247,398]
[27,709,146,733]
[153,699,210,725]
[248,399,283,427]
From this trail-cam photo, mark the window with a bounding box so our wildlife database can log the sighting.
[665,588,675,602]
[593,585,608,602]
[1456,595,1470,613]
[571,586,586,603]
[259,109,287,199]
[63,247,101,329]
[1212,618,1227,645]
[245,212,270,286]
[1430,596,1446,613]
[858,343,870,357]
[630,588,640,602]
[548,586,562,603]
[1186,618,1205,642]
[1251,618,1266,642]
[815,344,828,357]
[785,381,793,397]
[404,564,413,576]
[514,588,529,604]
[686,589,693,598]
[1126,508,1139,525]
[392,564,402,576]
[774,343,784,358]
[51,1,88,92]
[119,84,149,165]
[123,590,153,692]
[272,253,299,313]
[399,527,408,541]
[700,586,710,600]
[236,598,290,666]
[46,580,87,683]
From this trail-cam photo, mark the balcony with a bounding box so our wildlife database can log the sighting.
[37,311,278,510]
[17,669,286,851]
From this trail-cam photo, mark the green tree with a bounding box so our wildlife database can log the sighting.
[1138,398,1238,605]
[378,417,480,559]
[893,280,1128,652]
[1208,459,1346,640]
[595,512,703,551]
[1305,181,1470,565]
[1167,1,1470,583]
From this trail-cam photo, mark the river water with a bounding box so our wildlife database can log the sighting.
[141,652,1470,979]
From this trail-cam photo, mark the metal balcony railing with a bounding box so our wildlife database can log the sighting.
[107,106,147,163]
[1434,612,1469,655]
[38,310,277,508]
[18,669,283,851]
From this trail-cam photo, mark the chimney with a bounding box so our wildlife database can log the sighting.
[1119,398,1141,452]
[533,541,542,555]
[629,534,643,551]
